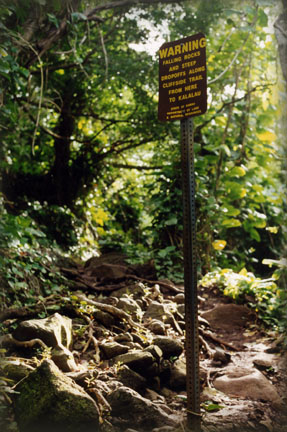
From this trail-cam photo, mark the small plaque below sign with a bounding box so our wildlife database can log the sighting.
[158,33,207,122]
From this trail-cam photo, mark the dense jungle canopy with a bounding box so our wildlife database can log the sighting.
[0,0,286,326]
[1,2,287,432]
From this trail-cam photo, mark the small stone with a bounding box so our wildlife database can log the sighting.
[100,341,129,359]
[153,336,183,359]
[177,304,185,316]
[168,360,186,391]
[147,320,166,335]
[131,332,146,346]
[94,310,115,327]
[120,341,143,350]
[117,297,141,318]
[253,358,274,370]
[112,283,146,299]
[211,347,231,366]
[144,345,163,361]
[174,293,185,304]
[152,426,175,432]
[114,333,133,343]
[51,346,78,372]
[144,302,174,324]
[144,388,164,402]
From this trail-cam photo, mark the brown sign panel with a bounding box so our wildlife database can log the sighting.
[158,33,207,122]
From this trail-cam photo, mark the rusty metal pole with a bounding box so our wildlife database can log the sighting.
[181,116,201,432]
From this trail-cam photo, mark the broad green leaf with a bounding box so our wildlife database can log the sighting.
[166,216,177,226]
[249,228,261,242]
[222,218,241,228]
[203,402,224,412]
[221,205,240,217]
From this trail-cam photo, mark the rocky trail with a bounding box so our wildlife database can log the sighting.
[0,253,286,432]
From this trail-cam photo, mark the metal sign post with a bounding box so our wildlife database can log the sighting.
[158,33,207,431]
[181,117,201,431]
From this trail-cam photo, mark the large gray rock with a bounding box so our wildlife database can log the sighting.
[100,341,129,359]
[201,304,254,330]
[107,386,177,430]
[117,296,142,319]
[14,359,100,432]
[13,313,73,349]
[113,350,154,375]
[117,365,147,393]
[168,359,186,391]
[144,301,173,324]
[153,336,183,359]
[213,366,283,409]
[12,313,78,372]
[147,319,166,335]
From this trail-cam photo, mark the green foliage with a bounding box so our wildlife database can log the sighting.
[0,196,69,309]
[201,267,286,329]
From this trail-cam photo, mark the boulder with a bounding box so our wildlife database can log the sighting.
[3,358,34,381]
[168,359,186,391]
[13,359,100,432]
[117,365,147,393]
[117,296,142,319]
[94,309,115,327]
[13,313,73,349]
[114,333,133,343]
[153,336,183,359]
[174,293,185,304]
[106,386,177,430]
[144,345,163,361]
[112,350,154,375]
[12,313,78,372]
[51,346,78,372]
[144,301,173,323]
[112,283,146,300]
[147,319,166,335]
[100,341,129,359]
[144,301,181,333]
[86,263,128,280]
[213,366,283,409]
[201,304,254,330]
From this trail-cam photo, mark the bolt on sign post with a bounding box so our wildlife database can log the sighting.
[158,33,207,432]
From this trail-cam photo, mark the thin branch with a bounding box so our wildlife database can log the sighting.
[196,84,272,132]
[98,27,109,81]
[208,11,258,85]
[15,33,44,155]
[109,163,166,170]
[86,0,183,16]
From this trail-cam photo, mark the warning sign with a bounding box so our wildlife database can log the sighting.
[158,33,207,122]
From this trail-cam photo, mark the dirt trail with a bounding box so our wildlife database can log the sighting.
[197,283,287,432]
[1,254,286,432]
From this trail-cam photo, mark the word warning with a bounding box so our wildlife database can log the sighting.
[158,33,207,122]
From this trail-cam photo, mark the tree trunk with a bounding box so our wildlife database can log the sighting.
[274,0,287,84]
[52,93,74,206]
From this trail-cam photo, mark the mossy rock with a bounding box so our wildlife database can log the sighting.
[13,359,100,432]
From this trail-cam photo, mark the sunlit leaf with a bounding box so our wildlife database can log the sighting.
[212,240,227,250]
[257,131,276,143]
[222,218,241,228]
